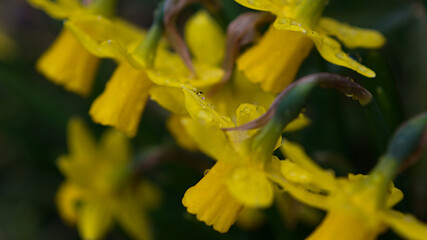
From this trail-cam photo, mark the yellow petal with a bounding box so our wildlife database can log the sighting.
[89,62,152,137]
[274,19,377,78]
[182,162,243,233]
[306,211,385,240]
[268,171,329,210]
[135,180,163,210]
[99,128,131,164]
[149,85,187,115]
[55,182,84,225]
[36,28,100,96]
[113,18,147,42]
[280,160,314,185]
[233,0,281,15]
[226,104,266,145]
[65,15,145,60]
[227,167,274,208]
[190,62,224,88]
[386,182,403,208]
[280,140,336,191]
[283,113,310,132]
[237,25,313,93]
[380,210,427,240]
[27,0,81,19]
[147,50,223,89]
[185,10,225,65]
[57,155,89,188]
[182,118,238,164]
[210,70,275,118]
[77,200,113,240]
[183,87,234,128]
[166,115,198,151]
[67,117,97,159]
[235,104,266,126]
[318,17,386,49]
[113,191,152,240]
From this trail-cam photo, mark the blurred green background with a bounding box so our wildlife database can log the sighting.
[0,0,426,239]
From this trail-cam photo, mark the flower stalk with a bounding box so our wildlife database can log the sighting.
[134,1,166,67]
[87,0,118,17]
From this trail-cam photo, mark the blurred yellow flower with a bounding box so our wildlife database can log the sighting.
[235,0,385,93]
[56,118,160,240]
[273,140,427,240]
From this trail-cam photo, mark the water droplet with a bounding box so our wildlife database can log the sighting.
[345,92,353,98]
[301,28,307,34]
[335,52,346,59]
[358,65,368,73]
[197,91,205,100]
[107,40,112,44]
[278,18,291,25]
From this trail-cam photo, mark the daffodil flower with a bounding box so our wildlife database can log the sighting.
[180,87,308,232]
[270,140,427,240]
[56,118,161,240]
[28,0,141,96]
[64,9,223,137]
[234,0,385,93]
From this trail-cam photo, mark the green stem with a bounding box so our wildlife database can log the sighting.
[133,1,165,67]
[296,0,328,27]
[370,113,427,206]
[252,82,317,162]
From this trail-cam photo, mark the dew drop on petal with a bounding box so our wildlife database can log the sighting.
[335,52,346,59]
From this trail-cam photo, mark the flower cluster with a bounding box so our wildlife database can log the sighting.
[26,0,427,239]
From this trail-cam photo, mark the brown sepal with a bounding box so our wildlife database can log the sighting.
[164,0,221,75]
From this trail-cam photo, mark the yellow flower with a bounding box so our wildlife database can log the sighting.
[235,0,385,92]
[28,0,139,97]
[272,140,427,240]
[28,0,95,96]
[180,88,307,232]
[238,26,313,93]
[63,14,151,137]
[166,114,199,151]
[56,118,160,240]
[89,62,152,137]
[64,9,223,137]
[36,28,100,96]
[146,10,225,113]
[210,70,276,119]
